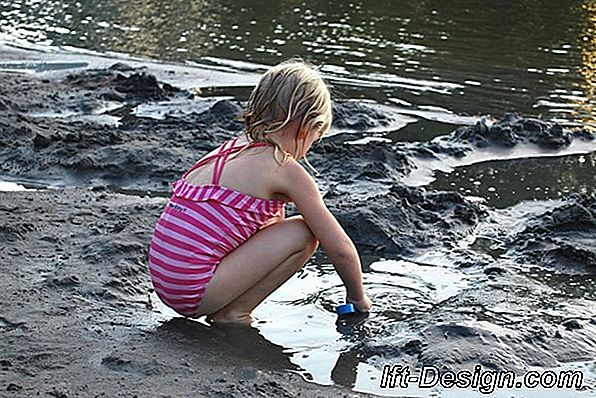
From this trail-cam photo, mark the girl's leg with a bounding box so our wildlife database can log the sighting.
[195,216,318,324]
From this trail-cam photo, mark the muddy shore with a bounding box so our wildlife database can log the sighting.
[1,187,365,397]
[1,62,595,397]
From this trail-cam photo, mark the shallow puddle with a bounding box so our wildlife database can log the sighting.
[0,180,35,191]
[148,252,596,397]
[427,150,596,208]
[149,257,469,381]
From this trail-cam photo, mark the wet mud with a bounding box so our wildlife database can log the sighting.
[0,188,355,397]
[325,184,486,256]
[506,194,596,270]
[0,63,595,396]
[450,113,594,150]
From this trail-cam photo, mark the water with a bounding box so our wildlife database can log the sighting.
[1,0,595,127]
[429,151,596,208]
[1,1,596,396]
[0,180,33,191]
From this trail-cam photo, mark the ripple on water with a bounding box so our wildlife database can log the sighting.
[252,258,469,385]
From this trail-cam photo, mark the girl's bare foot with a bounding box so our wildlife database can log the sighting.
[207,310,255,326]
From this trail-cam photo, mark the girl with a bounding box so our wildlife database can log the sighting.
[148,59,372,324]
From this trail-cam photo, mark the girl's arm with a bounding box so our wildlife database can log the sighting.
[275,160,372,311]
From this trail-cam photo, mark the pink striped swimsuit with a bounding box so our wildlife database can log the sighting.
[148,138,286,317]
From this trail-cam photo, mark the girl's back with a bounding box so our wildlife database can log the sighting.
[148,137,288,317]
[184,137,289,203]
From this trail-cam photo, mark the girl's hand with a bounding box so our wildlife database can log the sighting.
[348,293,373,313]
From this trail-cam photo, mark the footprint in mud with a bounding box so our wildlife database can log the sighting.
[0,316,26,332]
[100,352,164,376]
[43,273,81,287]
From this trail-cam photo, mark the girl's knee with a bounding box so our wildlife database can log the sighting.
[287,216,319,252]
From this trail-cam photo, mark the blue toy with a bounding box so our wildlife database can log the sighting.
[335,303,358,315]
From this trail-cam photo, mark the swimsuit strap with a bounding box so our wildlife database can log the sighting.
[210,138,237,184]
[211,138,240,185]
[182,138,269,184]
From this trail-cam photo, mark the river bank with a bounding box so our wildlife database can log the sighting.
[1,51,595,397]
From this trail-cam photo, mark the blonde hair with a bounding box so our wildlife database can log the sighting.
[243,59,332,174]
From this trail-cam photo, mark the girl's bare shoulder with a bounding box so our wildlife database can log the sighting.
[270,157,320,202]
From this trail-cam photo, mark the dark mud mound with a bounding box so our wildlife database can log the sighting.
[326,184,486,255]
[0,113,203,189]
[507,194,596,269]
[310,136,413,183]
[66,67,181,102]
[0,66,184,116]
[190,99,244,133]
[0,69,252,190]
[400,113,596,164]
[332,100,397,131]
[451,113,595,149]
[0,70,246,190]
[118,97,244,137]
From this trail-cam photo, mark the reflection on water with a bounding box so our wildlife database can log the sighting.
[1,0,595,127]
[576,1,596,127]
[428,151,596,208]
[108,0,220,58]
[247,258,468,387]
